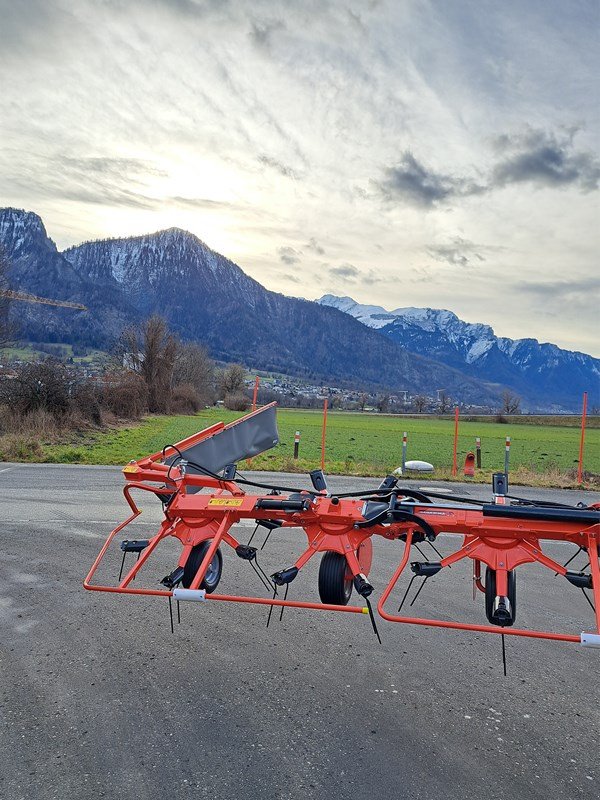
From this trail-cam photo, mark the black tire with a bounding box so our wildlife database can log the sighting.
[318,551,353,606]
[182,541,223,593]
[484,567,516,626]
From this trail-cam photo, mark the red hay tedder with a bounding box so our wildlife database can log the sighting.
[84,404,600,656]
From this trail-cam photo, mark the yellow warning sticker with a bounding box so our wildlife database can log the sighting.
[123,465,139,473]
[208,498,244,507]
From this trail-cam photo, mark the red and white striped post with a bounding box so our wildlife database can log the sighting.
[251,376,260,411]
[577,391,588,484]
[293,430,300,460]
[452,406,459,476]
[402,431,408,473]
[321,398,328,471]
[504,436,511,476]
[475,436,482,469]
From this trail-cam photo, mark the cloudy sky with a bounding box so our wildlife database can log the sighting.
[1,0,598,354]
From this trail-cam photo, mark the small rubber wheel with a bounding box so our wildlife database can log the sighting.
[182,541,223,593]
[484,567,516,626]
[318,551,353,606]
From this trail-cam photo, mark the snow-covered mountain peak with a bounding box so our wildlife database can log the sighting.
[63,226,250,288]
[0,208,53,258]
[317,294,399,329]
[318,294,495,344]
[316,293,599,407]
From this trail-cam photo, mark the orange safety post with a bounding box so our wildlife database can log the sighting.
[577,391,588,484]
[251,376,260,411]
[452,406,459,476]
[464,451,475,477]
[321,398,328,471]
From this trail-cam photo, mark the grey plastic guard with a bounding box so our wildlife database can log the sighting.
[166,404,279,476]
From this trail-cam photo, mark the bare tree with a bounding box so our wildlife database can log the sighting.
[173,342,215,406]
[377,394,390,413]
[412,395,428,413]
[501,390,521,415]
[438,391,451,413]
[358,392,368,412]
[119,316,179,413]
[218,364,246,399]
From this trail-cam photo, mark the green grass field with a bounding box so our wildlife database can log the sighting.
[39,408,599,485]
[1,342,107,365]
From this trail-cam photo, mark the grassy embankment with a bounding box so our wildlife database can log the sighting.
[10,407,598,488]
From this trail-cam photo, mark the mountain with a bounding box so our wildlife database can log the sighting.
[0,208,503,403]
[0,208,136,346]
[317,295,600,410]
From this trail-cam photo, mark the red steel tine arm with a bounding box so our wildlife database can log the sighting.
[377,531,414,615]
[189,513,233,590]
[587,531,600,633]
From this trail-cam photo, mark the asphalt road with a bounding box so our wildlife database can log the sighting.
[1,463,599,800]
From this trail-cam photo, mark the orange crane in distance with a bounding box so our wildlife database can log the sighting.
[0,289,86,311]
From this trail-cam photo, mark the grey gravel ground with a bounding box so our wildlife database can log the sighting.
[1,463,599,800]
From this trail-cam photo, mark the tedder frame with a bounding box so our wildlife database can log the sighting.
[84,404,600,650]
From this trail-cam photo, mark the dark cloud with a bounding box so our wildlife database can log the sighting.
[59,187,156,209]
[2,153,155,209]
[327,263,382,284]
[278,246,301,265]
[130,0,229,17]
[2,152,247,213]
[258,154,300,179]
[491,129,600,191]
[517,276,600,298]
[375,152,483,208]
[59,156,165,178]
[346,8,368,34]
[330,263,360,279]
[362,269,382,285]
[249,19,285,51]
[305,237,325,255]
[427,237,486,267]
[376,130,599,210]
[169,196,238,210]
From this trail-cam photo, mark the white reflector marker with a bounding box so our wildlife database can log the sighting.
[172,588,207,602]
[407,460,434,472]
[580,632,600,648]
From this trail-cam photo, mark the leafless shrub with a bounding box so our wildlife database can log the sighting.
[72,380,102,425]
[0,360,71,415]
[224,392,250,411]
[101,371,148,419]
[171,383,202,414]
